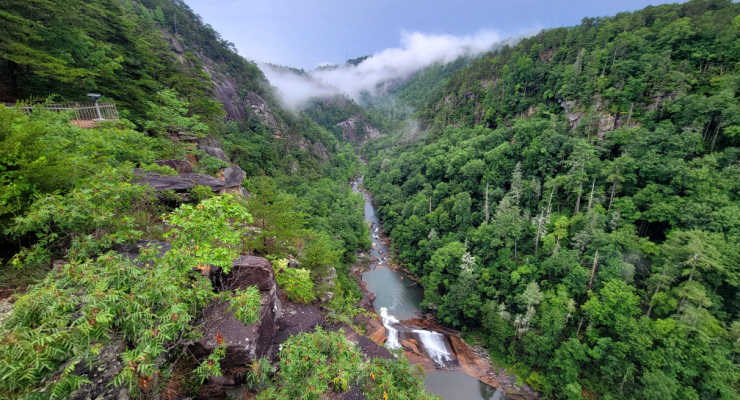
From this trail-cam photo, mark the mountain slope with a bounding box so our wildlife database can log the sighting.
[363,0,739,398]
[0,1,437,399]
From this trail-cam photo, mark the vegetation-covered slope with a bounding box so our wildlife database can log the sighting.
[0,1,435,399]
[364,0,739,398]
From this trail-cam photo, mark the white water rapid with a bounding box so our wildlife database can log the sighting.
[413,329,453,366]
[379,307,401,350]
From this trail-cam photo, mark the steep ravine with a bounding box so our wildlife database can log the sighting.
[352,179,540,400]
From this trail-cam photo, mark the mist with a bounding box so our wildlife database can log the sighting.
[260,30,507,109]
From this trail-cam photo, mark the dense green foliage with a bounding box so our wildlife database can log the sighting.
[0,1,438,399]
[0,0,224,124]
[0,195,253,399]
[273,258,316,304]
[364,1,739,398]
[257,328,438,400]
[0,106,176,275]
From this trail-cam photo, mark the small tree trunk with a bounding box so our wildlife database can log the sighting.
[608,182,617,210]
[587,178,596,211]
[710,123,721,152]
[588,249,600,291]
[484,183,490,223]
[646,282,663,318]
[534,212,543,255]
[574,181,583,214]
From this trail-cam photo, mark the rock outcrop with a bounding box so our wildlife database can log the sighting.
[134,162,247,197]
[198,137,230,162]
[336,116,381,146]
[192,256,282,374]
[134,170,227,192]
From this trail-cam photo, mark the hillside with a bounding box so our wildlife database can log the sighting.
[0,1,437,399]
[362,0,739,399]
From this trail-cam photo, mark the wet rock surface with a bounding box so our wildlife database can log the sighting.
[329,322,392,361]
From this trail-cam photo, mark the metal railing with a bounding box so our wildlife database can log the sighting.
[5,102,120,121]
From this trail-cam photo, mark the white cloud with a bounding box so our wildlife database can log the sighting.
[260,30,507,109]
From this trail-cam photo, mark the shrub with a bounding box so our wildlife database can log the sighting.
[226,287,262,325]
[164,194,252,273]
[0,194,254,398]
[272,258,316,304]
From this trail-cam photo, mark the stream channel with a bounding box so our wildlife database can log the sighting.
[353,178,508,400]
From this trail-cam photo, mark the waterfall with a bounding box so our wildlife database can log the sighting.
[379,307,401,350]
[413,329,452,366]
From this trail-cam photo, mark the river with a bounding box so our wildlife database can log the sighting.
[353,178,510,400]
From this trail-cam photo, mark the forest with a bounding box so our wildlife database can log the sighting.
[364,0,739,398]
[0,0,434,399]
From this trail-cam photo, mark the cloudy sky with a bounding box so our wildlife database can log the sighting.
[184,0,679,69]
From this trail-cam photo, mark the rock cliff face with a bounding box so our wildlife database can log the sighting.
[336,116,381,145]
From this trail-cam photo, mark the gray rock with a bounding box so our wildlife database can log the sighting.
[69,340,126,400]
[219,165,246,188]
[200,145,229,162]
[155,159,193,174]
[134,169,225,192]
[0,298,13,327]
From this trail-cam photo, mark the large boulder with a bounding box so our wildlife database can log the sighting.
[192,256,282,374]
[218,165,246,189]
[224,256,277,292]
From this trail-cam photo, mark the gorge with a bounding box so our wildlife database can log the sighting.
[356,178,539,400]
[0,1,738,399]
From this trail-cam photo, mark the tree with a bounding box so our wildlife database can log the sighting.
[244,176,305,256]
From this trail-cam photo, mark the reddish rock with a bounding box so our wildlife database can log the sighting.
[400,337,422,355]
[363,315,386,346]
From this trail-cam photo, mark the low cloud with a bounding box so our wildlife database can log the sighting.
[260,30,507,109]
